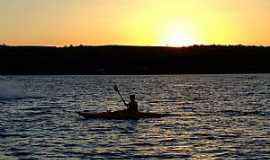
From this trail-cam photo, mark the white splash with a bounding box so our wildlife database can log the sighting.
[0,77,26,100]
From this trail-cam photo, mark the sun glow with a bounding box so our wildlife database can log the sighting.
[160,22,197,47]
[166,31,195,47]
[1,0,270,46]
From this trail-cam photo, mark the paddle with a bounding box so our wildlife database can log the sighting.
[113,84,127,106]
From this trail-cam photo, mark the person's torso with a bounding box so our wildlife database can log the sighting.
[127,101,138,112]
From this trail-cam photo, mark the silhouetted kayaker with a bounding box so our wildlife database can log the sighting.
[125,95,138,112]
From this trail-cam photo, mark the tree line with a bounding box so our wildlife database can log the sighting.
[0,45,269,74]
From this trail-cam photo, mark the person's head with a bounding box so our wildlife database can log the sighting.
[130,95,136,101]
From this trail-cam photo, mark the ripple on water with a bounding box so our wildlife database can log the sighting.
[0,75,269,159]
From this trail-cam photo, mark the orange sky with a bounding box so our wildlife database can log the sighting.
[0,0,270,46]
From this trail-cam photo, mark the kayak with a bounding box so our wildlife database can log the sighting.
[77,110,168,120]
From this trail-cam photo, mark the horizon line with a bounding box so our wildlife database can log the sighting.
[1,43,270,48]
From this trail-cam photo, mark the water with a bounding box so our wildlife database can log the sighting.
[0,75,269,160]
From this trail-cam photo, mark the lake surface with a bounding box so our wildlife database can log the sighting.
[0,75,269,160]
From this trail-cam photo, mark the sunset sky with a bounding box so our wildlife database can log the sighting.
[1,0,270,46]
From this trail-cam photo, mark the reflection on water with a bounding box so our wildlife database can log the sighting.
[0,75,269,159]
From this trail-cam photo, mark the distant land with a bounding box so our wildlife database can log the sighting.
[0,45,270,75]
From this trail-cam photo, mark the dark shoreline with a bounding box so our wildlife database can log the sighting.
[1,45,270,75]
